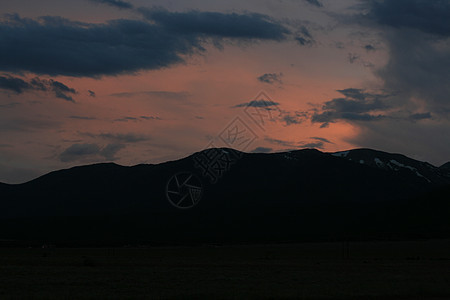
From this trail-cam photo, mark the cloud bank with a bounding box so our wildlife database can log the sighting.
[0,11,291,77]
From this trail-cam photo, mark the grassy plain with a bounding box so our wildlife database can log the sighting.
[1,240,450,299]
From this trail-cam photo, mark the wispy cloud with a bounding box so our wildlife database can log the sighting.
[310,137,333,144]
[0,75,77,101]
[233,100,280,108]
[250,146,273,153]
[59,143,125,162]
[257,73,283,85]
[88,0,133,9]
[304,0,323,8]
[81,132,150,143]
[69,116,97,120]
[110,90,189,100]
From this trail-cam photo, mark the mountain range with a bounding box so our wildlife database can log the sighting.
[1,148,449,245]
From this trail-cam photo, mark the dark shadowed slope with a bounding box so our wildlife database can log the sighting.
[441,162,450,169]
[1,148,449,245]
[440,161,450,177]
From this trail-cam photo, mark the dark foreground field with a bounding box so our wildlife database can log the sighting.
[1,240,450,299]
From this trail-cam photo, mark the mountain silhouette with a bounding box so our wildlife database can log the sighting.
[1,148,449,245]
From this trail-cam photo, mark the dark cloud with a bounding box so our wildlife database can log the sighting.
[257,73,283,85]
[114,116,138,122]
[0,14,197,77]
[280,111,307,126]
[310,137,333,144]
[312,111,385,124]
[340,113,385,121]
[324,89,388,112]
[0,75,77,101]
[265,137,296,147]
[59,143,101,162]
[353,0,450,114]
[364,0,450,37]
[235,105,307,126]
[110,90,189,100]
[335,1,450,163]
[300,142,324,149]
[108,115,161,122]
[51,80,76,94]
[0,75,30,93]
[233,100,280,108]
[377,33,450,114]
[322,97,387,113]
[304,0,323,8]
[88,0,133,9]
[282,115,302,125]
[82,132,149,143]
[0,12,289,77]
[311,88,389,126]
[299,137,335,149]
[409,112,432,121]
[295,26,314,46]
[59,143,125,162]
[69,116,97,120]
[140,8,290,40]
[307,0,450,164]
[50,80,77,101]
[250,146,273,153]
[364,44,376,51]
[337,88,366,100]
[264,137,327,150]
[140,116,162,120]
[295,37,310,46]
[35,78,77,101]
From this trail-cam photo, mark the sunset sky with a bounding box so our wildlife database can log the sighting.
[1,0,449,183]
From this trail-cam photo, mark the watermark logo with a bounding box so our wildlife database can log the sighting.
[167,90,280,209]
[218,116,258,151]
[166,172,203,209]
[192,90,280,184]
[193,145,241,183]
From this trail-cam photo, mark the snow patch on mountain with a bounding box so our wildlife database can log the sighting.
[388,160,431,182]
[374,158,384,168]
[390,160,414,171]
[283,153,298,161]
[373,158,431,182]
[332,151,349,158]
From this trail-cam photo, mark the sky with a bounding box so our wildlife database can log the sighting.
[0,0,449,184]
